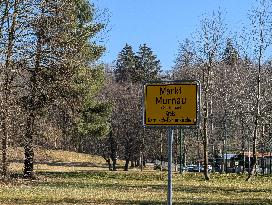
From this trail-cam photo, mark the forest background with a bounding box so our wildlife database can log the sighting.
[0,0,271,182]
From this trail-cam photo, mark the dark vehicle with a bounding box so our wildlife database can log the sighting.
[192,165,212,172]
[187,165,197,172]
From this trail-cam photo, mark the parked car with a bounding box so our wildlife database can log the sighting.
[186,165,197,172]
[192,165,212,172]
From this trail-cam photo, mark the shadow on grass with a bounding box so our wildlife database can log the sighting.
[38,170,167,181]
[36,171,272,195]
[1,198,272,205]
[11,159,108,167]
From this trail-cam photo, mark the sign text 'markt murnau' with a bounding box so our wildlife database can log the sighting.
[156,86,187,105]
[143,82,198,127]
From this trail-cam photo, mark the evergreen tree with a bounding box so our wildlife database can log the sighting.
[174,38,195,69]
[114,44,137,83]
[74,67,112,153]
[67,0,111,153]
[18,0,106,178]
[222,39,239,66]
[114,44,161,83]
[135,44,161,82]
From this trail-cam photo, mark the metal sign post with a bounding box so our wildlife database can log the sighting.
[167,128,173,205]
[143,80,200,205]
[179,129,183,174]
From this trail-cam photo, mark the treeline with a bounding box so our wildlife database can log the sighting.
[1,0,272,182]
[97,1,272,181]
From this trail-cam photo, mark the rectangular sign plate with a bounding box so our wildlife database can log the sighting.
[143,81,199,127]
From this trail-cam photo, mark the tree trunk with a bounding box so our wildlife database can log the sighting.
[246,124,258,181]
[112,158,117,171]
[221,140,225,173]
[143,155,146,167]
[269,151,272,174]
[140,152,143,171]
[203,109,210,180]
[203,65,210,180]
[183,140,186,168]
[140,129,145,171]
[109,131,117,171]
[130,160,134,168]
[24,21,42,178]
[181,130,187,169]
[124,159,130,171]
[241,119,246,174]
[124,139,131,171]
[106,158,112,171]
[103,156,112,171]
[1,117,8,177]
[246,37,262,181]
[250,105,260,178]
[1,96,9,177]
[77,135,84,153]
[135,159,139,167]
[24,111,35,178]
[1,0,18,178]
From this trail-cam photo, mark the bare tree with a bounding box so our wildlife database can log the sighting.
[245,0,272,181]
[195,10,226,180]
[0,0,23,178]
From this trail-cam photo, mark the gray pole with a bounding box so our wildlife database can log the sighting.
[168,128,173,205]
[224,110,227,173]
[248,138,251,172]
[222,139,225,173]
[269,147,272,174]
[179,129,184,174]
[160,131,163,171]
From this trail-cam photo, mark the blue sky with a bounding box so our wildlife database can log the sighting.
[94,0,256,71]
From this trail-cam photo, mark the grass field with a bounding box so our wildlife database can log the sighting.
[1,148,272,205]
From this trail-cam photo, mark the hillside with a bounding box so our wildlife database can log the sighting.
[7,147,111,173]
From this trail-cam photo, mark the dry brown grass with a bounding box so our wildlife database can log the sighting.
[7,147,112,173]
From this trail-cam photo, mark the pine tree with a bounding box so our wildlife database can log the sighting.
[114,44,137,83]
[18,0,106,178]
[174,38,195,69]
[135,44,161,82]
[222,39,239,66]
[74,67,112,153]
[70,0,111,153]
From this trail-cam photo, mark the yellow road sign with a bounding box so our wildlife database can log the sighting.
[143,81,199,127]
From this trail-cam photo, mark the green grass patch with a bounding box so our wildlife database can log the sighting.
[1,171,272,205]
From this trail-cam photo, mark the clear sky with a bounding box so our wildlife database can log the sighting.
[94,0,256,71]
